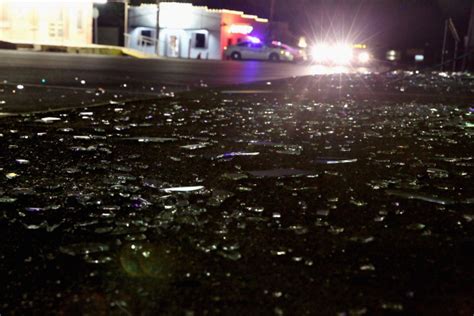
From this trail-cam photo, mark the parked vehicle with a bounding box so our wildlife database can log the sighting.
[225,40,297,62]
[272,41,308,62]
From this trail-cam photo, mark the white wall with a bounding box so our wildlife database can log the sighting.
[158,29,221,60]
[158,3,222,60]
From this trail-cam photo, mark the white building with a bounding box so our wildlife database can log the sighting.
[126,2,268,60]
[0,0,94,46]
[126,4,159,55]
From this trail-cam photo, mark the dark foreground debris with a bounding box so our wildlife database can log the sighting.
[0,72,473,315]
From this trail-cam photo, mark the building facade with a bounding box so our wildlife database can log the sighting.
[127,2,268,60]
[126,4,158,55]
[0,0,93,46]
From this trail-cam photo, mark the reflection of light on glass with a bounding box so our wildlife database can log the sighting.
[308,65,349,75]
[333,65,348,73]
[120,243,170,279]
[356,67,371,74]
[308,65,373,75]
[240,61,261,82]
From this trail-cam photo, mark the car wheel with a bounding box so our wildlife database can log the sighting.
[231,52,241,60]
[269,53,280,62]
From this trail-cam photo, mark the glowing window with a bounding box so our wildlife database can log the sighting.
[0,5,10,27]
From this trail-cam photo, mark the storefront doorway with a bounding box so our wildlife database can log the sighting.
[167,34,179,57]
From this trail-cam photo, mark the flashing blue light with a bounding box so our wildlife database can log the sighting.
[248,36,261,44]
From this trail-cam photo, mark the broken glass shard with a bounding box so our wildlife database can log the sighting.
[248,169,313,178]
[162,186,205,193]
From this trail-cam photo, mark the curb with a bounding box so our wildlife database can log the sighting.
[1,40,154,59]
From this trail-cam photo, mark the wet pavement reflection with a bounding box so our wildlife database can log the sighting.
[0,71,473,315]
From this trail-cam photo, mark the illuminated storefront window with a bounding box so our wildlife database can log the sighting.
[0,0,93,46]
[0,5,10,29]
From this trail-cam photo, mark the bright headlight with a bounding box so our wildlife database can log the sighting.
[332,44,353,64]
[311,43,353,64]
[358,52,370,63]
[311,43,331,62]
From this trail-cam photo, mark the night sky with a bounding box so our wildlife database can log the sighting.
[131,0,472,49]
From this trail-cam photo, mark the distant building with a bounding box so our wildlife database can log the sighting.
[0,0,93,46]
[126,2,268,60]
[127,4,158,55]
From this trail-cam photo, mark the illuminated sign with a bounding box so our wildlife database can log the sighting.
[229,24,253,35]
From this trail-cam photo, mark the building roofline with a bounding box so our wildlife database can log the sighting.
[141,2,268,23]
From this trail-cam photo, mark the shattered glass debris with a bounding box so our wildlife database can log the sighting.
[0,71,473,315]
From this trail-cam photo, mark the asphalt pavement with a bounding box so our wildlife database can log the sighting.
[0,71,473,315]
[0,49,319,87]
[0,50,382,113]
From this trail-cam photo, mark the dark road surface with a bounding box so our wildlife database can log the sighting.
[0,49,379,113]
[0,50,321,89]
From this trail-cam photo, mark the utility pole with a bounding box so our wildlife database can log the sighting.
[124,0,129,36]
[441,18,460,71]
[464,1,474,71]
[448,18,460,71]
[268,0,275,39]
[156,0,161,55]
[441,19,448,71]
[270,0,275,21]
